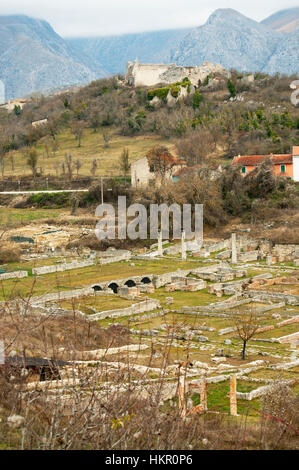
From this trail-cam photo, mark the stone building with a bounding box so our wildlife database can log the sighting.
[233,146,299,182]
[0,98,28,112]
[32,118,48,128]
[125,60,230,88]
[131,153,186,187]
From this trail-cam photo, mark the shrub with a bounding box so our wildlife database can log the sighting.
[28,192,70,208]
[0,243,21,264]
[147,87,169,102]
[193,90,203,109]
[227,79,237,98]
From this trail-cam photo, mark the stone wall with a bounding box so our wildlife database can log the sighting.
[0,271,28,281]
[238,251,260,262]
[272,244,299,262]
[152,269,192,288]
[206,239,231,253]
[125,60,230,88]
[99,253,131,264]
[89,299,161,321]
[32,260,94,275]
[277,332,299,345]
[32,287,95,305]
[248,290,299,306]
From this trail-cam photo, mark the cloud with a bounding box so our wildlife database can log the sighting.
[0,0,298,36]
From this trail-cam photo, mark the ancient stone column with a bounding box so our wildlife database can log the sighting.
[181,231,187,261]
[230,374,237,416]
[266,255,272,266]
[231,233,237,264]
[200,374,207,411]
[158,231,163,257]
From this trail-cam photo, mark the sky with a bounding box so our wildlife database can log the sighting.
[0,0,298,37]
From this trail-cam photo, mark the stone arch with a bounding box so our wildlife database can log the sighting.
[92,285,103,292]
[108,282,119,294]
[141,277,151,284]
[124,279,136,287]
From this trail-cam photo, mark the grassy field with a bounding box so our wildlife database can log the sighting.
[0,256,82,273]
[5,129,174,178]
[0,207,66,224]
[147,288,230,309]
[0,258,205,301]
[60,295,134,314]
[192,380,261,415]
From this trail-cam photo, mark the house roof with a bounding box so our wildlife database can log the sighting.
[145,151,186,168]
[271,155,293,164]
[233,154,293,167]
[156,154,186,166]
[173,165,201,177]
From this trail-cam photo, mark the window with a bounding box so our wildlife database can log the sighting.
[280,165,286,173]
[241,166,246,174]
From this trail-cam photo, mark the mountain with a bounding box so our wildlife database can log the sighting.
[68,8,299,79]
[67,28,191,77]
[172,9,284,73]
[0,15,102,100]
[261,7,299,32]
[263,28,299,75]
[1,9,298,100]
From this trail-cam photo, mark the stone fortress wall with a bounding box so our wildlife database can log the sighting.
[125,60,230,88]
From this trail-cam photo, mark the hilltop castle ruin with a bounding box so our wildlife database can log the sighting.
[125,60,230,88]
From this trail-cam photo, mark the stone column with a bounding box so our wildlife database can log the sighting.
[158,231,163,257]
[200,374,207,411]
[266,255,272,266]
[230,374,237,416]
[181,231,187,261]
[231,233,237,264]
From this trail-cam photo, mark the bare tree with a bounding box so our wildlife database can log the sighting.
[44,138,50,158]
[26,148,38,179]
[64,154,73,182]
[51,140,59,157]
[102,131,111,148]
[90,159,98,177]
[46,116,60,141]
[234,311,259,360]
[54,162,59,177]
[70,120,85,147]
[70,193,80,216]
[0,155,4,178]
[9,154,14,173]
[75,159,82,177]
[175,129,214,166]
[90,110,100,133]
[146,145,175,182]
